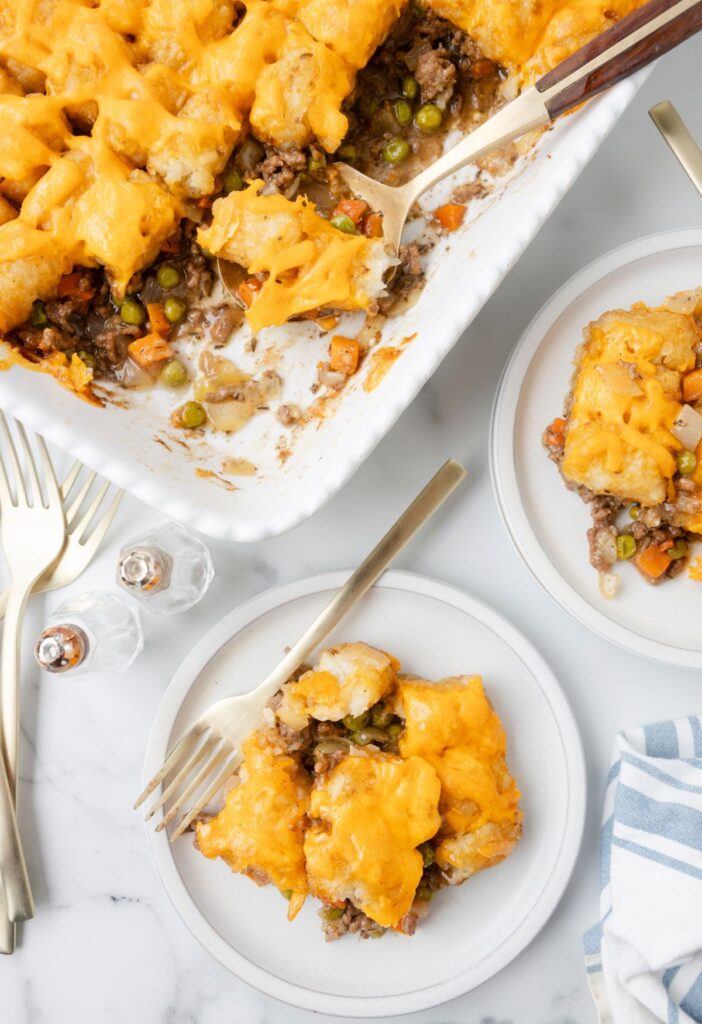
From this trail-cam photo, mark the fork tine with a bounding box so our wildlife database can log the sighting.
[0,415,14,507]
[60,460,82,502]
[88,489,123,548]
[73,479,111,543]
[64,471,97,530]
[133,727,203,810]
[14,422,42,508]
[35,435,60,508]
[144,731,218,821]
[0,413,24,504]
[170,751,240,842]
[156,742,230,833]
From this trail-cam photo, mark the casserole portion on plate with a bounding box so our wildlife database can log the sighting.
[544,289,702,592]
[0,0,645,441]
[195,640,522,940]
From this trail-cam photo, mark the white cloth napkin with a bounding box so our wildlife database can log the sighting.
[584,717,702,1024]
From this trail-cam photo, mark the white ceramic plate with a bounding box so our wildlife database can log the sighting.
[491,228,702,668]
[0,76,647,542]
[144,570,585,1017]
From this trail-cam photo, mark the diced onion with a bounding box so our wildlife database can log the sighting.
[598,571,619,600]
[673,403,702,452]
[595,362,642,396]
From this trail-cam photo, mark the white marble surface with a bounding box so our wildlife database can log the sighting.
[3,40,702,1024]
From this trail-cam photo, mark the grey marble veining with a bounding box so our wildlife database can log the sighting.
[1,37,702,1024]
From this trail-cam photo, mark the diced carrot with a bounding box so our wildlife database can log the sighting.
[363,211,383,238]
[315,314,339,332]
[683,368,702,403]
[160,236,181,254]
[57,272,96,304]
[635,544,672,579]
[434,203,466,231]
[238,276,263,308]
[147,302,171,337]
[545,416,567,448]
[128,333,173,368]
[330,335,360,375]
[331,199,368,225]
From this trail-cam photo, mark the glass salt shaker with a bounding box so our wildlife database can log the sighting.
[34,592,144,675]
[116,522,214,616]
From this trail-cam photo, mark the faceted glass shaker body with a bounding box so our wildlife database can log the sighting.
[35,592,144,675]
[117,522,214,616]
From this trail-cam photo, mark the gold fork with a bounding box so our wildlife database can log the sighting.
[0,463,124,621]
[649,100,702,196]
[0,453,122,953]
[0,414,66,953]
[333,0,702,257]
[136,458,467,841]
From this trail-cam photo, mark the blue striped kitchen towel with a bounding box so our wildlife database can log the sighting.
[584,717,702,1024]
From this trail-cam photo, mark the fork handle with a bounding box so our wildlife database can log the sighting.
[252,459,466,707]
[0,586,35,934]
[536,0,702,118]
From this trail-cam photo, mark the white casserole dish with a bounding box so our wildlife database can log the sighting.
[0,77,645,542]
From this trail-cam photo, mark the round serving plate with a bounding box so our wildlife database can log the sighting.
[143,570,585,1017]
[491,228,702,669]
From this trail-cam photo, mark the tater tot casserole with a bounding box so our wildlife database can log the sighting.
[544,289,702,593]
[195,642,522,940]
[0,0,647,442]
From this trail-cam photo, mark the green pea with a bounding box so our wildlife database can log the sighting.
[677,450,697,475]
[370,703,394,728]
[393,99,412,127]
[415,103,442,131]
[181,401,206,429]
[669,540,688,560]
[350,727,391,746]
[321,906,345,922]
[280,889,293,901]
[31,300,48,328]
[308,153,326,172]
[120,297,146,326]
[387,722,403,740]
[358,95,379,119]
[223,168,244,194]
[342,711,369,731]
[76,350,96,370]
[418,841,434,867]
[415,882,433,902]
[160,359,188,388]
[402,76,419,100]
[337,143,358,163]
[164,297,187,323]
[616,534,636,560]
[156,263,181,289]
[629,504,640,520]
[330,213,357,234]
[382,137,410,164]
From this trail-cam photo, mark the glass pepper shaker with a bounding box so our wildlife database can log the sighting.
[116,522,214,616]
[34,592,144,675]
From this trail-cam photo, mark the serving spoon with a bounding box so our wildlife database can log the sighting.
[334,0,702,256]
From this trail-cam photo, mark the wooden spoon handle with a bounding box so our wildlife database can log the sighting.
[537,0,702,119]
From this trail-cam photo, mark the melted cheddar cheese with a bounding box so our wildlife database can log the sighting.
[304,752,441,928]
[425,0,646,83]
[277,641,398,730]
[562,304,702,507]
[0,0,403,328]
[198,182,390,332]
[195,728,311,910]
[398,676,522,880]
